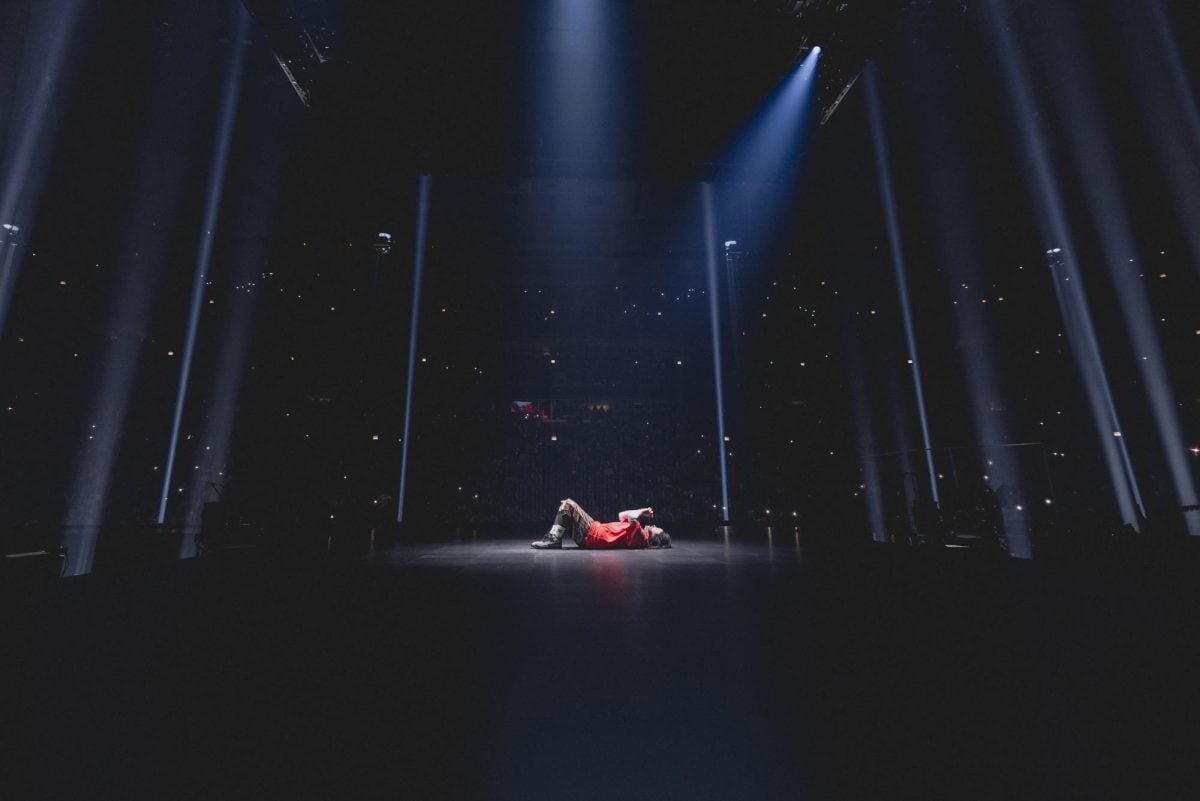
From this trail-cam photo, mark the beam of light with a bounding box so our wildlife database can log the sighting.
[718,48,822,185]
[1039,2,1198,534]
[1044,247,1145,523]
[1145,0,1200,157]
[714,49,822,249]
[62,136,196,573]
[982,0,1144,527]
[0,0,86,341]
[863,64,940,507]
[722,240,742,376]
[928,205,1031,554]
[178,250,262,557]
[530,0,631,169]
[62,7,228,574]
[157,9,251,525]
[1127,0,1200,278]
[703,183,731,521]
[179,84,297,557]
[848,356,887,542]
[933,254,1032,552]
[0,242,19,334]
[689,51,821,526]
[397,175,433,524]
[900,21,1032,555]
[889,409,922,544]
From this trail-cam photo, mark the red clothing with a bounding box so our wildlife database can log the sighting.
[585,519,649,549]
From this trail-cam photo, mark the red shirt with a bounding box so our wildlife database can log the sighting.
[585,519,649,549]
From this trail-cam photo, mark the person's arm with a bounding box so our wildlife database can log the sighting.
[618,506,653,522]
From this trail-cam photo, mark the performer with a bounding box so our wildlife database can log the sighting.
[531,499,671,549]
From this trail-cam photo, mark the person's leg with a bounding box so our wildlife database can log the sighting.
[558,499,595,547]
[532,498,594,549]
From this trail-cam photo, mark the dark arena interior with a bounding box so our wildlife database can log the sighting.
[4,1,1200,798]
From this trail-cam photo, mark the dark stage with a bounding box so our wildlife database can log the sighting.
[4,2,1200,797]
[8,529,1198,800]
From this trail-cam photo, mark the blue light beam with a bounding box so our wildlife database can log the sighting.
[864,64,940,506]
[63,13,220,573]
[157,9,251,524]
[531,0,631,169]
[0,0,86,340]
[179,105,296,556]
[983,0,1144,527]
[703,183,731,521]
[1131,0,1200,279]
[1039,1,1198,533]
[179,252,261,556]
[848,355,887,542]
[1146,0,1200,157]
[718,49,822,185]
[904,31,1033,555]
[397,175,433,524]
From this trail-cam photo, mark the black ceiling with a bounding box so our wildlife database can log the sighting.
[242,0,911,179]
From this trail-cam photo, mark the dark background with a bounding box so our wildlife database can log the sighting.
[1,0,1198,540]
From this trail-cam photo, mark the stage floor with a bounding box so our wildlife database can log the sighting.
[8,530,1198,799]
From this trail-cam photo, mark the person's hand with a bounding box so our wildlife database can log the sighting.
[642,506,654,519]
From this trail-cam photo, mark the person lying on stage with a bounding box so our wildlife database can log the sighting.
[531,498,672,549]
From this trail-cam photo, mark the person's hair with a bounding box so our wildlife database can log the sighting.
[648,529,671,548]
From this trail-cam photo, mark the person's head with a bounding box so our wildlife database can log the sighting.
[646,525,671,548]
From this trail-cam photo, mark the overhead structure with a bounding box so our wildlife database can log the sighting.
[747,0,910,124]
[240,0,908,177]
[238,0,339,107]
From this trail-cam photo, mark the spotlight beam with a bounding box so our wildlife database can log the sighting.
[157,10,251,524]
[983,0,1144,526]
[396,175,433,524]
[1132,0,1200,279]
[0,0,85,341]
[694,48,821,524]
[906,30,1032,555]
[531,0,631,169]
[179,269,257,557]
[703,183,731,522]
[718,49,822,188]
[1146,0,1200,158]
[848,351,887,542]
[62,6,233,574]
[1045,248,1144,526]
[864,64,939,506]
[1039,1,1198,533]
[177,122,294,555]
